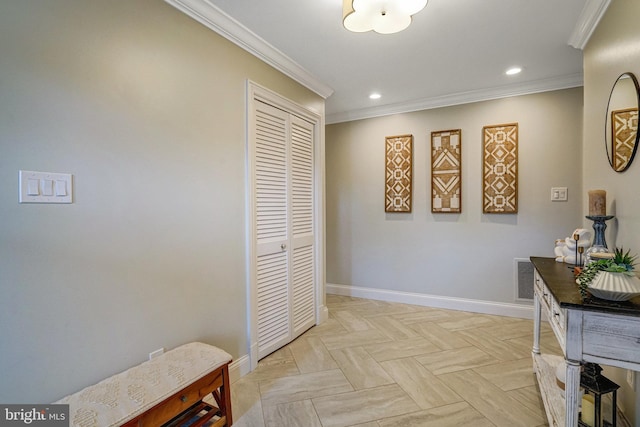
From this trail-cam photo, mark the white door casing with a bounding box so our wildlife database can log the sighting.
[247,81,325,367]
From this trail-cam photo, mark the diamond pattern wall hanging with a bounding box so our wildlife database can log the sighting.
[612,108,638,171]
[482,123,518,213]
[431,129,461,213]
[385,134,413,212]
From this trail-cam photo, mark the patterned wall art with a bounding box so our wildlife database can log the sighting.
[385,134,413,212]
[431,129,462,213]
[482,123,518,213]
[612,108,638,171]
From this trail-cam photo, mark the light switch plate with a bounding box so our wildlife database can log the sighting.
[19,170,73,204]
[551,187,568,202]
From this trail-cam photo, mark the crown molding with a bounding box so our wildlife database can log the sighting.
[166,0,590,124]
[568,0,611,50]
[326,73,584,124]
[165,0,334,99]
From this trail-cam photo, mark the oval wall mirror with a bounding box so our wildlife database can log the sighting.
[605,72,640,172]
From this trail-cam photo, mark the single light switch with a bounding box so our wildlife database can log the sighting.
[27,179,39,196]
[42,179,54,196]
[55,180,67,196]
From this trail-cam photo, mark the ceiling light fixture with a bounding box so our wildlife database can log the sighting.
[506,67,522,75]
[369,93,382,99]
[343,0,428,34]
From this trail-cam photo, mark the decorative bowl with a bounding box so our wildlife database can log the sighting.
[587,271,640,301]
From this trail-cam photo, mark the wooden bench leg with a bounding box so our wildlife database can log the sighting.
[211,364,232,426]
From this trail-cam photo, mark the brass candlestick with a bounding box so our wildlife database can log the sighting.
[578,246,584,267]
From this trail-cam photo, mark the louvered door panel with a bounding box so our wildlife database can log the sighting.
[256,251,289,355]
[255,107,288,243]
[290,116,315,336]
[292,245,314,333]
[291,118,314,238]
[253,101,290,359]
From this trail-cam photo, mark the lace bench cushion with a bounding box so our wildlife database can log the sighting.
[55,342,232,427]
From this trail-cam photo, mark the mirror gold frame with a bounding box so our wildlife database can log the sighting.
[605,72,640,172]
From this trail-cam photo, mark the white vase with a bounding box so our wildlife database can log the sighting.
[588,271,640,301]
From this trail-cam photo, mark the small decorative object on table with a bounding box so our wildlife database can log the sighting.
[554,228,591,265]
[584,189,614,264]
[584,215,615,264]
[576,247,640,300]
[588,190,607,216]
[576,245,585,275]
[573,232,586,274]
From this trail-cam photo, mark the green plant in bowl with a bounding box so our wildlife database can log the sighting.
[576,247,637,298]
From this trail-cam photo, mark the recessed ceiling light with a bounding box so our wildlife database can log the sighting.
[369,93,382,100]
[506,67,522,75]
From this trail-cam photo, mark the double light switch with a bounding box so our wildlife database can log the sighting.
[19,170,73,204]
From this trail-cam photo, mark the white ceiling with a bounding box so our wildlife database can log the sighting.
[167,0,609,123]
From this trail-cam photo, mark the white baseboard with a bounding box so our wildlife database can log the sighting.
[229,354,251,384]
[235,306,328,383]
[326,283,534,319]
[318,304,329,323]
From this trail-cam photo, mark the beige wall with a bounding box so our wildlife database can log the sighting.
[0,0,323,403]
[583,0,640,423]
[326,88,583,302]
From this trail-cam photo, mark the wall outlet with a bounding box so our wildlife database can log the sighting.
[149,348,164,360]
[627,369,635,389]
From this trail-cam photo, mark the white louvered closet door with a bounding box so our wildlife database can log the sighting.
[290,115,315,338]
[252,100,315,360]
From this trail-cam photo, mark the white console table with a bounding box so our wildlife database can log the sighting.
[531,257,640,427]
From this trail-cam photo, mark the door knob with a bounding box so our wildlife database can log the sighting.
[281,243,287,250]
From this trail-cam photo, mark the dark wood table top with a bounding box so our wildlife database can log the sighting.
[530,256,640,317]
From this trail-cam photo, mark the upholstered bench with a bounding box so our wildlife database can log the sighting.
[55,342,233,427]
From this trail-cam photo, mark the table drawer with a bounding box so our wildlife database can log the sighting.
[549,298,566,349]
[534,270,544,294]
[583,312,640,365]
[534,273,566,351]
[550,298,566,334]
[535,279,552,313]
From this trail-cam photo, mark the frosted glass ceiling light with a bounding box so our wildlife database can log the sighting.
[506,67,522,75]
[343,0,428,34]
